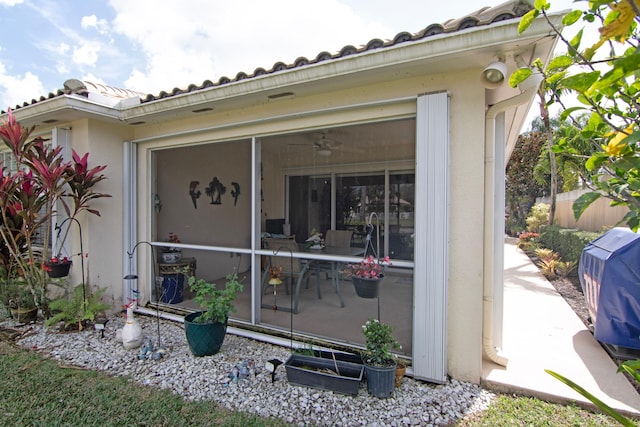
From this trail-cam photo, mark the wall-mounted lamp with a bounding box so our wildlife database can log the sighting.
[481,61,507,89]
[316,147,332,157]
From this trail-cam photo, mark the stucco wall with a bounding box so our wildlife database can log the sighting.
[446,71,486,383]
[67,119,131,308]
[155,141,252,281]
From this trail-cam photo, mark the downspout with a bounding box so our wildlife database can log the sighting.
[483,73,543,366]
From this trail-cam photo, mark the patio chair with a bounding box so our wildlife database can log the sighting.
[312,229,353,307]
[262,237,312,313]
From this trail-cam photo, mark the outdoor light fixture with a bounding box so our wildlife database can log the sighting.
[480,61,507,89]
[94,318,109,338]
[265,358,283,382]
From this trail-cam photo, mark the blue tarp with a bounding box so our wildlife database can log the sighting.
[579,227,640,350]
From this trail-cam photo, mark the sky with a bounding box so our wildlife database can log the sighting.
[0,0,580,111]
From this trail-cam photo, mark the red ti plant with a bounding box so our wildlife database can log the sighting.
[0,109,110,317]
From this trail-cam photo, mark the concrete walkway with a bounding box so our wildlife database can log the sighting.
[482,239,640,415]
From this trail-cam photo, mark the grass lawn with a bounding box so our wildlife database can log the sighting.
[0,341,288,427]
[0,339,635,426]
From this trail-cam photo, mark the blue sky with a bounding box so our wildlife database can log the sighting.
[0,0,578,111]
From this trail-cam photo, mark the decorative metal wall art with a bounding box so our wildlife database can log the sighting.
[231,182,240,206]
[206,177,226,205]
[189,181,201,209]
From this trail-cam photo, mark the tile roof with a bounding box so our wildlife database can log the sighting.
[2,0,532,115]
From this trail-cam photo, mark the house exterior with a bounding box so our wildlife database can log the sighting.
[1,0,561,384]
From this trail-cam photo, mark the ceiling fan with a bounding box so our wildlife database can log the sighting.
[312,133,342,157]
[287,130,343,156]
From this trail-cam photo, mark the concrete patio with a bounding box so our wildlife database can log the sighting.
[482,239,640,416]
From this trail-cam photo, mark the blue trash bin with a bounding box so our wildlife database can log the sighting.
[579,227,640,350]
[161,274,184,304]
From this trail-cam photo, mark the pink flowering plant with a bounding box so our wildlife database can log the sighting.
[0,110,110,317]
[349,255,391,279]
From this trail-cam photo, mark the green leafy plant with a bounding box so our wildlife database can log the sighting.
[361,318,400,367]
[0,111,110,317]
[517,0,640,231]
[526,203,550,232]
[556,260,577,278]
[535,248,562,279]
[545,368,638,427]
[45,284,110,331]
[188,272,243,324]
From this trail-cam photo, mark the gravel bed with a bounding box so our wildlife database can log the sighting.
[6,314,495,426]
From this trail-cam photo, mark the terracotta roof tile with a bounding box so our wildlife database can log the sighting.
[2,0,533,114]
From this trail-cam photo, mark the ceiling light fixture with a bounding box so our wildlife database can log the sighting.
[316,147,332,157]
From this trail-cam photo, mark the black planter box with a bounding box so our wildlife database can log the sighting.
[284,354,364,396]
[312,350,363,365]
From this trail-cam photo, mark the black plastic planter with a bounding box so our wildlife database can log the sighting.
[45,261,72,278]
[284,354,364,395]
[352,276,382,298]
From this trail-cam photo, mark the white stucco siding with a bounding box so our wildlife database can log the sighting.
[446,73,487,382]
[70,119,132,307]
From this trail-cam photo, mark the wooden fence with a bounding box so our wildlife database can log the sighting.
[538,189,629,232]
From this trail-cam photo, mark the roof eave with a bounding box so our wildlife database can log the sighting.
[120,14,561,124]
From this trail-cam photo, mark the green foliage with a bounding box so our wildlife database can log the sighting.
[539,225,602,262]
[545,369,637,427]
[0,111,110,318]
[535,248,561,279]
[619,359,640,383]
[556,260,578,278]
[518,1,640,231]
[45,284,110,331]
[526,203,550,232]
[361,318,400,367]
[188,272,243,324]
[506,132,547,234]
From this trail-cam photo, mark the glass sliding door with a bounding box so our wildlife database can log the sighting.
[259,119,416,355]
[388,173,415,261]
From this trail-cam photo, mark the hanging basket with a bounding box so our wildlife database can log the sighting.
[45,260,72,278]
[352,276,383,298]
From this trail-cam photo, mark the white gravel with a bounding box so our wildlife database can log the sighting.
[6,313,495,426]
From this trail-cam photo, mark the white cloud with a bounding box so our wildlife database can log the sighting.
[0,0,24,6]
[72,42,100,67]
[108,0,391,94]
[0,61,46,110]
[81,14,110,35]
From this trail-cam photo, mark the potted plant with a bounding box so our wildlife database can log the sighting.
[184,272,243,356]
[43,255,72,278]
[7,282,38,323]
[395,357,408,388]
[161,232,182,263]
[349,255,391,298]
[361,318,400,398]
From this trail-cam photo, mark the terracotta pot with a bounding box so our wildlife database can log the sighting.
[395,365,406,387]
